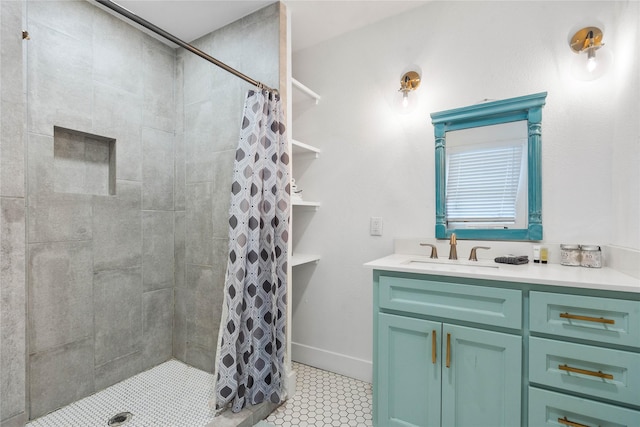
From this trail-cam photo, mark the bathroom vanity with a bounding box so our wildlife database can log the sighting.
[365,254,640,427]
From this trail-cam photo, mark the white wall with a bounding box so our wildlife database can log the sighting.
[611,2,640,250]
[289,1,640,382]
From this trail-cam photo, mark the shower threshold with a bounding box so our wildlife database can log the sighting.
[27,359,277,427]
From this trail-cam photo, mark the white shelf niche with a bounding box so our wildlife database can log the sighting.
[292,78,321,104]
[292,200,320,209]
[291,253,321,267]
[292,139,320,157]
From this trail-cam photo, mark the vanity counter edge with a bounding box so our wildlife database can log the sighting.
[364,253,640,294]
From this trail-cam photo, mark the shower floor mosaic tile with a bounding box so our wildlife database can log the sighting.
[266,362,373,427]
[27,359,217,427]
[27,359,372,427]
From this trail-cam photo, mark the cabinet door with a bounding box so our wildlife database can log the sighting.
[377,313,441,427]
[441,324,521,427]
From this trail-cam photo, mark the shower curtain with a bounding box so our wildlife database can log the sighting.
[214,89,289,413]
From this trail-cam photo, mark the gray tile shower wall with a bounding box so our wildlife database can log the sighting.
[143,210,175,292]
[28,241,94,353]
[0,0,284,423]
[93,267,143,367]
[0,198,26,425]
[142,128,175,210]
[91,181,142,272]
[0,1,27,426]
[142,288,174,370]
[142,43,176,134]
[174,1,283,374]
[23,0,176,419]
[29,337,95,419]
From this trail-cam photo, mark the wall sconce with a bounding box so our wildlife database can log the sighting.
[396,70,421,113]
[569,26,613,81]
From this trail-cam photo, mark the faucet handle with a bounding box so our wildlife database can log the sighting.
[419,243,438,259]
[469,246,491,261]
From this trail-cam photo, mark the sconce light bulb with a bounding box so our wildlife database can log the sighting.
[402,92,409,108]
[586,47,598,72]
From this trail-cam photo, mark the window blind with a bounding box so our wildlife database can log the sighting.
[446,144,524,223]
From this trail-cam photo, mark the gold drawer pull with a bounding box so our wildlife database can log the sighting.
[560,312,615,325]
[558,416,590,427]
[432,330,437,364]
[446,333,451,368]
[559,364,614,380]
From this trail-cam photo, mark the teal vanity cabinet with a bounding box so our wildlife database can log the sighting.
[528,292,640,427]
[371,266,640,427]
[374,273,523,427]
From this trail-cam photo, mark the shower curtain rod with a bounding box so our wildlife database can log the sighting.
[94,0,278,94]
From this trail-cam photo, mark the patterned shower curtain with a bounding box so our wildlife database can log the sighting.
[214,89,289,413]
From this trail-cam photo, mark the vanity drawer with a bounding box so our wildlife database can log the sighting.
[529,387,640,427]
[529,336,640,406]
[530,292,640,348]
[378,276,522,328]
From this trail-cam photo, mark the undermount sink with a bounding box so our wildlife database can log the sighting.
[403,257,500,269]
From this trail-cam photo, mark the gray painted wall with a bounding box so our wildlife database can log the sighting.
[0,0,284,423]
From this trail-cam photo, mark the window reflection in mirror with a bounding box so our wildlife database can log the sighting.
[431,92,547,241]
[446,121,528,230]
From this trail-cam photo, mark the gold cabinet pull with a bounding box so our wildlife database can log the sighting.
[559,364,613,380]
[558,416,590,427]
[559,312,615,325]
[446,333,451,368]
[432,330,437,364]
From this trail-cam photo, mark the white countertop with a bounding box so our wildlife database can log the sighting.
[364,253,640,294]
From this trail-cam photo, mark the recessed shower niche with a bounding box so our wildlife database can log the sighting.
[53,126,116,196]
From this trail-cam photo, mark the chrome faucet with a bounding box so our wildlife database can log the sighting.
[449,233,457,260]
[469,246,491,261]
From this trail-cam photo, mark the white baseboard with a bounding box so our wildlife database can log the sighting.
[291,342,372,383]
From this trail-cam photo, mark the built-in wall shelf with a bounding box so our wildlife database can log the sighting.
[292,200,321,209]
[292,139,320,157]
[291,253,321,267]
[289,79,321,268]
[287,76,322,396]
[292,78,321,104]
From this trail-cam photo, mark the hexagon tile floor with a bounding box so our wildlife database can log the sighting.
[265,362,373,427]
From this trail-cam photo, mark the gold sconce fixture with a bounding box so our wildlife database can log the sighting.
[398,71,421,110]
[570,27,603,72]
[569,26,612,80]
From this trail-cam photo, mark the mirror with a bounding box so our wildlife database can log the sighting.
[431,92,547,241]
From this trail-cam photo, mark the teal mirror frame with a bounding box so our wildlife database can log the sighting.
[431,92,547,241]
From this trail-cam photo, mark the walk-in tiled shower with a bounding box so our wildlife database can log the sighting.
[26,360,277,427]
[0,0,283,424]
[26,360,214,427]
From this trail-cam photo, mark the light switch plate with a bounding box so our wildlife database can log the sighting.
[370,217,383,236]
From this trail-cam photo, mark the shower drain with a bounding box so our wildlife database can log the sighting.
[108,412,133,426]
